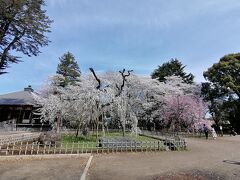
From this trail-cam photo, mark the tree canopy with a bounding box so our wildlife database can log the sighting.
[151,58,194,84]
[203,53,240,99]
[36,69,204,135]
[0,0,52,74]
[56,52,81,87]
[202,53,240,131]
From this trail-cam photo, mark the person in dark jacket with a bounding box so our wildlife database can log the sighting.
[203,124,209,139]
[231,127,237,136]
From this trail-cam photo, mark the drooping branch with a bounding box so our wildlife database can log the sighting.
[89,67,101,89]
[0,29,25,70]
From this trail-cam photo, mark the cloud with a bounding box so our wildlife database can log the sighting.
[1,0,240,94]
[47,0,240,30]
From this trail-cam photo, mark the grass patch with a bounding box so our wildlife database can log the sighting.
[61,131,156,145]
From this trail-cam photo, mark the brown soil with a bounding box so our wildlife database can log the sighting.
[0,136,239,180]
[89,136,240,180]
[0,156,88,180]
[152,170,226,180]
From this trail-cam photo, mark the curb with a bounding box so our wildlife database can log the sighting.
[0,153,91,161]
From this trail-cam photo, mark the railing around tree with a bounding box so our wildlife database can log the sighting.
[0,133,40,146]
[0,140,170,156]
[140,130,187,150]
[0,130,188,156]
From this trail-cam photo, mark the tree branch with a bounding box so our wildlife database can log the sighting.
[89,67,101,89]
[0,29,25,68]
[116,69,133,96]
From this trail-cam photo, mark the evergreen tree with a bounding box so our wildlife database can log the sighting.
[0,0,52,74]
[151,58,194,84]
[56,52,81,87]
[202,53,240,132]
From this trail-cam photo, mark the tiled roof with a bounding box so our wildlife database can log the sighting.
[0,91,38,106]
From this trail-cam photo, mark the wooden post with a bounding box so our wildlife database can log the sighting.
[91,142,93,154]
[65,143,68,154]
[130,141,132,152]
[115,142,117,153]
[48,142,51,154]
[6,143,9,155]
[101,142,103,153]
[113,142,115,153]
[43,144,46,154]
[121,141,123,152]
[96,143,98,154]
[111,142,113,153]
[107,140,109,154]
[37,143,40,155]
[31,143,34,155]
[82,142,84,154]
[71,143,74,154]
[54,144,57,154]
[25,142,28,155]
[59,143,62,154]
[12,142,15,155]
[19,142,23,155]
[77,142,79,154]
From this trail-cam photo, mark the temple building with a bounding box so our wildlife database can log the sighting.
[0,86,48,131]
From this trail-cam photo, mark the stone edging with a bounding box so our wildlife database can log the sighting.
[0,153,91,162]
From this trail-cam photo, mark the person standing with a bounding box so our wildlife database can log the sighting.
[219,125,223,137]
[203,124,209,139]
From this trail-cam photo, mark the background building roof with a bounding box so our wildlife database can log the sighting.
[0,86,38,106]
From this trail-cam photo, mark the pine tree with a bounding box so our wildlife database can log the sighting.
[0,0,52,74]
[56,52,81,87]
[151,58,194,84]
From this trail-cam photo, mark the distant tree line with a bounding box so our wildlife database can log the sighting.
[1,0,239,133]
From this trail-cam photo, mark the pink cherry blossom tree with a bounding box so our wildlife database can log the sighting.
[161,95,206,132]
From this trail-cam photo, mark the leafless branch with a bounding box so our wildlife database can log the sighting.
[89,67,101,89]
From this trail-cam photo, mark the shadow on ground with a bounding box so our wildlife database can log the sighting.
[152,170,227,180]
[223,160,240,166]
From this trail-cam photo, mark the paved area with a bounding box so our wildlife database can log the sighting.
[89,136,240,180]
[0,156,88,180]
[0,136,239,180]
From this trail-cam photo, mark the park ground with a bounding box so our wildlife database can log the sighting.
[0,135,240,180]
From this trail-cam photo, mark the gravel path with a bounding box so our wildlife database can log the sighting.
[0,136,239,180]
[0,156,88,180]
[89,136,240,180]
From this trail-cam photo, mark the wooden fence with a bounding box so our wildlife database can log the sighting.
[0,140,174,156]
[0,133,40,146]
[0,130,187,156]
[140,130,187,150]
[141,130,205,138]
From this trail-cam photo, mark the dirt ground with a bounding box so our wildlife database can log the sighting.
[0,136,239,180]
[89,136,240,180]
[0,156,88,180]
